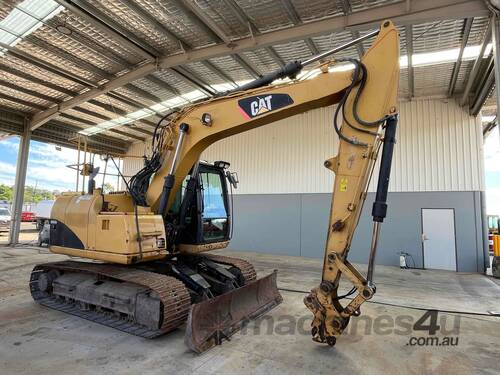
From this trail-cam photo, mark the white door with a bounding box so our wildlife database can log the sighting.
[422,209,457,271]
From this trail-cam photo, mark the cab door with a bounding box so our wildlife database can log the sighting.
[175,164,231,246]
[198,165,230,243]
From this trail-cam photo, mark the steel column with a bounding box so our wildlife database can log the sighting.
[405,25,414,99]
[461,20,492,106]
[448,18,473,97]
[8,120,30,245]
[470,57,494,116]
[491,13,500,139]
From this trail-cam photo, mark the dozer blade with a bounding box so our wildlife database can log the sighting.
[185,270,282,353]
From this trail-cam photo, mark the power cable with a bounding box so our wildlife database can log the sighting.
[277,287,500,317]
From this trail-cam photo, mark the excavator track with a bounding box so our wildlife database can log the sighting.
[201,253,257,283]
[30,261,191,338]
[29,255,257,339]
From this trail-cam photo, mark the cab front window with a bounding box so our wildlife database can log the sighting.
[200,169,229,242]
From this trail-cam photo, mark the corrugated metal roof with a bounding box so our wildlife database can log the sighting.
[233,0,292,33]
[86,0,176,54]
[290,0,344,22]
[17,39,103,82]
[412,19,465,54]
[312,31,363,59]
[184,61,230,86]
[0,97,34,112]
[399,68,409,98]
[1,52,84,91]
[272,39,314,62]
[0,69,65,100]
[134,0,216,48]
[0,82,50,108]
[414,62,455,97]
[208,55,253,82]
[147,70,193,96]
[0,0,492,147]
[33,26,126,74]
[112,85,157,107]
[93,94,139,116]
[240,49,280,75]
[54,8,144,63]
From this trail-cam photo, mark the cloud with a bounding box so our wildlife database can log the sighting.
[0,137,19,152]
[0,160,16,175]
[24,149,121,192]
[484,127,500,172]
[0,160,17,187]
[0,174,15,187]
[484,154,500,173]
[486,188,500,215]
[0,139,121,192]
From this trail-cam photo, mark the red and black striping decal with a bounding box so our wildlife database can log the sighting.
[238,94,294,119]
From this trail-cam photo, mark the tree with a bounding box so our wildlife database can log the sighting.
[0,184,55,204]
[23,186,55,203]
[102,182,115,194]
[0,184,13,202]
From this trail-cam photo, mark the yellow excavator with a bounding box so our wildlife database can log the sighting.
[30,20,399,352]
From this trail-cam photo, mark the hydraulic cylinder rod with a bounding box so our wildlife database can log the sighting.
[157,123,189,217]
[228,30,380,94]
[367,115,398,283]
[301,30,379,66]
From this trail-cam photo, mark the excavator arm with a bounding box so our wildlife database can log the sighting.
[141,21,400,346]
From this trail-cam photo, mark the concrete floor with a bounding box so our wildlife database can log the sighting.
[0,247,499,375]
[0,222,39,246]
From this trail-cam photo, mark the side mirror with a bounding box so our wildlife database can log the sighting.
[226,171,239,189]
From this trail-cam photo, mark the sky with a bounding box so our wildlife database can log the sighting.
[0,137,120,193]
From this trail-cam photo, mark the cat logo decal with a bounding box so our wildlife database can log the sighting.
[238,94,294,119]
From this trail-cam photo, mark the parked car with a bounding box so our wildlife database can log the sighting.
[34,200,54,231]
[21,211,36,222]
[38,221,50,247]
[34,200,54,245]
[0,207,11,233]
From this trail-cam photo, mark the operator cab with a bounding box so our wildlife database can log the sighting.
[170,161,238,248]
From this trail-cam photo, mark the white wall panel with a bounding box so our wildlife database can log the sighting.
[122,141,148,180]
[371,99,485,192]
[202,106,338,194]
[123,98,484,194]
